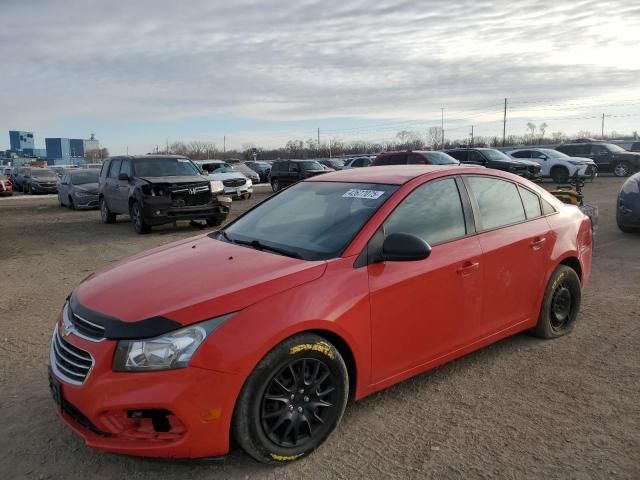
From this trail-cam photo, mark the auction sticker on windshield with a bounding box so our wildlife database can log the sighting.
[342,189,385,199]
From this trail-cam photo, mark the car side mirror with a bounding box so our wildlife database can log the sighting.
[381,233,431,262]
[118,172,129,181]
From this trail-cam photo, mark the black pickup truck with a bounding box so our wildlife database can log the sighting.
[98,155,231,234]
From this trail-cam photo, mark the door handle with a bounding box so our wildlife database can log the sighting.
[530,237,547,250]
[456,261,480,276]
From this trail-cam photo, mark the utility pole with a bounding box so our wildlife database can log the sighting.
[165,138,169,154]
[441,108,445,148]
[126,146,128,155]
[502,98,507,147]
[601,113,605,138]
[223,136,226,158]
[317,128,320,149]
[470,125,474,147]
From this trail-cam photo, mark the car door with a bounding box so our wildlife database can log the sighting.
[368,177,483,383]
[590,144,612,171]
[59,173,69,204]
[103,158,122,212]
[464,176,552,335]
[528,150,551,176]
[114,158,132,213]
[287,162,300,185]
[467,150,487,166]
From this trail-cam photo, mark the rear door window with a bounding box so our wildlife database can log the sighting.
[518,186,542,219]
[466,177,526,230]
[384,178,467,245]
[407,154,427,164]
[447,150,467,162]
[511,151,531,158]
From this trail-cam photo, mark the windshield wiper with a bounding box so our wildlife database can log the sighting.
[217,231,303,259]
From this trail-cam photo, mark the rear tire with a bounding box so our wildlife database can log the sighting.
[233,333,349,464]
[532,265,581,339]
[613,161,630,177]
[617,222,639,233]
[130,201,151,234]
[100,197,116,224]
[550,166,569,184]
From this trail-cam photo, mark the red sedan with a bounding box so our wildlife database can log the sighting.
[48,165,592,463]
[0,174,13,196]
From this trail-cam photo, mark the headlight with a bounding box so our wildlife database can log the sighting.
[112,313,234,371]
[568,160,584,166]
[246,179,252,187]
[74,190,94,197]
[210,180,224,193]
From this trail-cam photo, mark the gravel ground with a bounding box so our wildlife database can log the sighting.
[0,177,638,480]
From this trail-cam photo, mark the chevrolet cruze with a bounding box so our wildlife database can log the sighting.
[48,165,592,463]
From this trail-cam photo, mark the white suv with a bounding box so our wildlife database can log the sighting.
[507,148,597,183]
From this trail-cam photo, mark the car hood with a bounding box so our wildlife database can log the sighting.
[73,234,326,325]
[74,182,99,193]
[564,156,595,164]
[615,152,640,160]
[205,172,246,181]
[509,159,539,167]
[139,175,209,184]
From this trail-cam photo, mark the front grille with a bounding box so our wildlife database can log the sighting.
[169,182,211,207]
[51,326,94,385]
[529,165,541,173]
[68,305,105,340]
[222,178,247,187]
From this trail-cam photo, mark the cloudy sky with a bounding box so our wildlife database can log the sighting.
[1,0,639,153]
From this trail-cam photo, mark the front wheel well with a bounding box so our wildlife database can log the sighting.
[307,329,357,403]
[559,256,582,282]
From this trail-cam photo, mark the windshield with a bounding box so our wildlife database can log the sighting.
[222,181,398,260]
[133,157,201,177]
[32,169,56,178]
[299,161,324,171]
[202,163,233,174]
[482,149,512,162]
[71,171,99,184]
[604,143,626,153]
[541,149,569,158]
[425,152,459,165]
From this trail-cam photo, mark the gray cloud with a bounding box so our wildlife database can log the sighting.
[1,0,639,143]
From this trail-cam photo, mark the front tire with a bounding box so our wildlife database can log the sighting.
[68,196,75,210]
[233,334,349,464]
[550,166,569,184]
[130,201,151,234]
[532,265,581,339]
[271,179,280,192]
[613,161,630,177]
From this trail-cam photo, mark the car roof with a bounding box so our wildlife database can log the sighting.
[110,155,190,161]
[309,165,481,185]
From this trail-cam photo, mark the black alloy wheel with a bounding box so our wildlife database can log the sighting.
[233,333,348,464]
[261,358,337,449]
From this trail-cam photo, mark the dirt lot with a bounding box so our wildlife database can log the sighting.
[0,178,638,480]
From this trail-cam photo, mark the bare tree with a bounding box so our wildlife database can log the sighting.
[539,122,548,140]
[427,127,444,149]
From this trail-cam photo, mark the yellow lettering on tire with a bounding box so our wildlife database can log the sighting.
[289,342,335,359]
[271,453,304,461]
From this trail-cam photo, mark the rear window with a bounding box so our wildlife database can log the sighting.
[466,177,526,230]
[424,152,459,165]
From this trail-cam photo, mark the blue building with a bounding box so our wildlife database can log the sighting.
[45,138,71,164]
[69,138,85,158]
[9,130,35,155]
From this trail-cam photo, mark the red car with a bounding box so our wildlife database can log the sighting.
[0,174,13,196]
[49,165,592,463]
